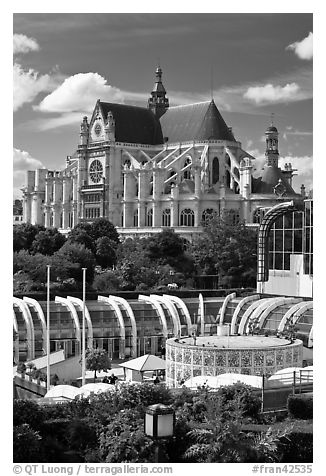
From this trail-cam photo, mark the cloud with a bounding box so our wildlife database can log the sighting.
[247,148,313,193]
[36,73,125,114]
[278,155,313,191]
[243,83,301,105]
[287,32,313,61]
[13,148,45,198]
[13,34,39,55]
[13,63,54,112]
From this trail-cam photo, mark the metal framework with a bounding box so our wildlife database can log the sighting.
[257,200,304,282]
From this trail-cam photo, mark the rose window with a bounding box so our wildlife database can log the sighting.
[89,160,103,183]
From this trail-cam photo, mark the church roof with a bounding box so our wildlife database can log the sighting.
[252,165,297,195]
[159,100,236,143]
[99,102,163,145]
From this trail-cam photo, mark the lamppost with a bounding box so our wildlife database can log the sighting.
[81,267,87,386]
[144,404,175,462]
[102,176,106,218]
[46,265,51,392]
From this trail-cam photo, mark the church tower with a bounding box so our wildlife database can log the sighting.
[148,66,169,119]
[265,119,279,167]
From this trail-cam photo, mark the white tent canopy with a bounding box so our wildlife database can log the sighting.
[76,382,116,397]
[268,366,313,384]
[184,373,263,390]
[119,354,166,372]
[44,385,80,400]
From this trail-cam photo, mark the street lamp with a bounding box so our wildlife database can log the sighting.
[144,404,175,462]
[102,176,106,218]
[81,267,87,386]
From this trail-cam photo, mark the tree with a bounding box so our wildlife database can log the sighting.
[52,242,96,283]
[84,348,111,382]
[189,212,257,288]
[95,237,117,268]
[146,229,185,261]
[13,250,50,285]
[68,218,119,255]
[97,410,156,463]
[13,223,46,252]
[90,218,120,245]
[93,270,121,292]
[67,227,96,253]
[30,228,66,255]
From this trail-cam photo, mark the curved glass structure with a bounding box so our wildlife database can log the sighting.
[13,293,313,364]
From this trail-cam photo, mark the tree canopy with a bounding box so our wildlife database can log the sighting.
[85,348,111,381]
[189,212,257,288]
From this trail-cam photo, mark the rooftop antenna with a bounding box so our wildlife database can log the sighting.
[210,65,214,100]
[270,112,275,126]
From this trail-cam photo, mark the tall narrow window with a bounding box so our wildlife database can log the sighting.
[180,208,194,227]
[212,157,219,184]
[133,209,138,227]
[162,208,171,227]
[146,208,153,227]
[183,157,192,179]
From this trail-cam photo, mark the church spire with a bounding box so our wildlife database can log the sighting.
[148,66,169,119]
[265,117,279,167]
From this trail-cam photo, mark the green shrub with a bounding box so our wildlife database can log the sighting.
[13,424,42,462]
[13,399,45,430]
[279,432,313,462]
[216,382,261,420]
[287,394,313,420]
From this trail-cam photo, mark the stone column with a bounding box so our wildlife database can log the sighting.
[123,168,134,227]
[31,193,42,225]
[193,201,199,227]
[194,165,201,197]
[152,166,162,227]
[53,204,61,229]
[23,194,32,223]
[72,174,78,227]
[137,169,147,227]
[62,177,69,229]
[170,184,179,227]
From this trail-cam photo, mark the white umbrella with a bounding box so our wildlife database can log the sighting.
[217,373,263,388]
[44,385,80,400]
[184,375,217,389]
[76,382,116,397]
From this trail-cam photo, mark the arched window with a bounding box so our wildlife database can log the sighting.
[146,208,153,227]
[233,182,240,194]
[233,167,240,181]
[162,208,171,227]
[180,208,195,227]
[133,209,138,227]
[202,208,216,224]
[225,153,231,168]
[226,170,231,188]
[225,209,240,225]
[121,212,124,227]
[183,157,192,180]
[123,158,131,168]
[212,157,219,184]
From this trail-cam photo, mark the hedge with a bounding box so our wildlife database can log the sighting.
[287,394,313,420]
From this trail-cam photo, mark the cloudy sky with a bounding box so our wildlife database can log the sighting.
[13,13,313,197]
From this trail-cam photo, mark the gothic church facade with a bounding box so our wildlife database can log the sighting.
[22,67,301,238]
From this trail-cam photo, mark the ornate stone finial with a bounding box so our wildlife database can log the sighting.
[273,179,286,197]
[300,184,306,197]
